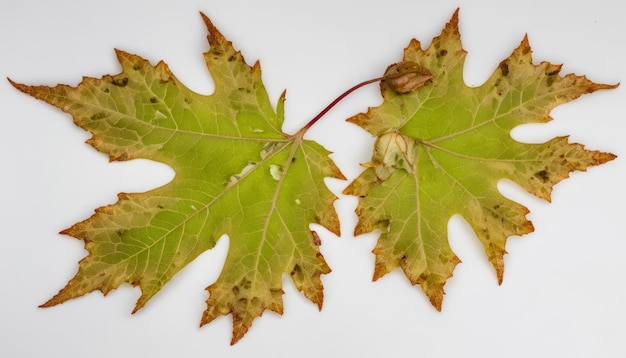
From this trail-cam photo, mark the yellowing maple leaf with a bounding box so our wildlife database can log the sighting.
[344,10,617,309]
[11,14,344,344]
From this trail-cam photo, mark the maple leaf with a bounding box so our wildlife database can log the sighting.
[344,9,617,309]
[10,13,344,344]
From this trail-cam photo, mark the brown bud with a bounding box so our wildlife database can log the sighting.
[383,61,432,93]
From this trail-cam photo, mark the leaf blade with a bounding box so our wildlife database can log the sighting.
[345,9,616,307]
[12,13,343,344]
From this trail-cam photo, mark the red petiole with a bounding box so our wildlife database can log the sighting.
[300,76,384,132]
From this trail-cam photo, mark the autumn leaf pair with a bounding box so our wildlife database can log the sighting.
[11,10,616,344]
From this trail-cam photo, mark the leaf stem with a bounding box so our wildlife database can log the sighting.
[301,77,383,132]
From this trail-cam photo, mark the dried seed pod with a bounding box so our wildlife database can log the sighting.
[383,61,433,93]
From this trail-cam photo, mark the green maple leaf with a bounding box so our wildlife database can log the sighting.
[11,14,344,344]
[344,10,617,309]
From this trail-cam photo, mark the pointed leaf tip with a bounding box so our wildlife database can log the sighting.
[200,12,226,47]
[346,9,617,312]
[14,10,342,345]
[446,8,460,32]
[7,78,31,95]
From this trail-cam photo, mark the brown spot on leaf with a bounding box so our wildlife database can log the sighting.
[239,278,251,290]
[546,68,560,76]
[376,218,391,232]
[312,231,321,246]
[112,77,128,87]
[499,61,509,76]
[290,264,302,277]
[90,112,106,120]
[534,169,549,183]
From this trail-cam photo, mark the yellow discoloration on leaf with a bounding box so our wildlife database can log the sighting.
[11,13,342,345]
[345,9,616,308]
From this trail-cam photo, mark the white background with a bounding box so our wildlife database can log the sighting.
[1,0,625,356]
